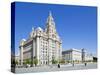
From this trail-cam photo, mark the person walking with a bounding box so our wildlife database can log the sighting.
[85,62,87,66]
[72,63,74,67]
[72,61,74,67]
[58,64,60,68]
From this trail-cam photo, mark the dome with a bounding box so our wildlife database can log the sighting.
[36,27,43,31]
[20,39,26,46]
[22,39,26,41]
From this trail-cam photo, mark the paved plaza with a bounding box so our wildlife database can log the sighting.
[15,63,97,73]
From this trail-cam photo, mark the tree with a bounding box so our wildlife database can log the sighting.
[24,59,31,65]
[66,60,70,63]
[52,58,58,64]
[15,60,18,65]
[59,59,65,64]
[33,56,38,66]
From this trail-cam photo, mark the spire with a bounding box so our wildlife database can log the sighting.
[47,11,54,24]
[32,27,34,31]
[45,11,56,34]
[49,11,52,17]
[30,27,34,38]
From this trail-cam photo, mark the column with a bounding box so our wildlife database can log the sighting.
[48,39,52,65]
[36,37,40,65]
[33,39,35,57]
[20,46,23,66]
[56,41,59,63]
[59,43,62,61]
[32,39,35,66]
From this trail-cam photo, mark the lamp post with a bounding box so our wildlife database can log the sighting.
[82,48,85,63]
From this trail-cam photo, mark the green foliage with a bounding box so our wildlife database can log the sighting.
[85,60,93,62]
[33,56,38,66]
[59,59,65,64]
[15,60,18,65]
[65,60,71,63]
[24,59,31,65]
[23,57,38,66]
[52,58,58,64]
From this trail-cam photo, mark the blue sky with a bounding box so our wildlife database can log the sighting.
[14,2,97,56]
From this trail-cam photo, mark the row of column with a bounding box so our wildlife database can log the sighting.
[20,37,40,66]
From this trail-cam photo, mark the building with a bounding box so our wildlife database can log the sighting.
[19,12,62,66]
[62,48,82,63]
[62,48,93,63]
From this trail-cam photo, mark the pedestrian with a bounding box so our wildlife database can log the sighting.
[72,63,74,67]
[85,63,87,66]
[72,61,74,67]
[58,64,60,68]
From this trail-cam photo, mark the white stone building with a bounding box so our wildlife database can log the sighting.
[19,12,62,66]
[62,48,93,63]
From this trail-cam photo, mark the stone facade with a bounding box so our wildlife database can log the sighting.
[19,12,62,66]
[62,48,93,63]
